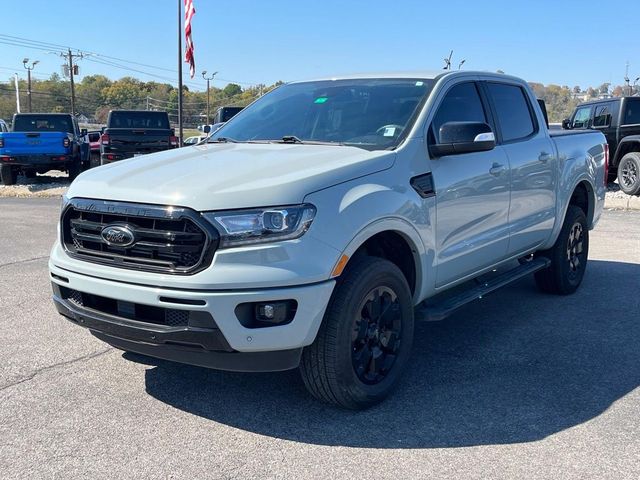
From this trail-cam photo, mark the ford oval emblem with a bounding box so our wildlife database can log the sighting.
[100,225,135,247]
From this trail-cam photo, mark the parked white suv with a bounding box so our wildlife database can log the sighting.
[50,71,607,409]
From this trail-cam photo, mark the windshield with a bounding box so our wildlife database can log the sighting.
[210,78,435,150]
[13,115,74,133]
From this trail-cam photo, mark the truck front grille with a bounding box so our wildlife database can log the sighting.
[61,198,219,274]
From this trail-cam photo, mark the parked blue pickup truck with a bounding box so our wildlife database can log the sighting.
[0,113,88,185]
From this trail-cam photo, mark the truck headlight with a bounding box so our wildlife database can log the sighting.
[203,204,316,248]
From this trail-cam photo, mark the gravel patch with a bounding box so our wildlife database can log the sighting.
[0,171,69,198]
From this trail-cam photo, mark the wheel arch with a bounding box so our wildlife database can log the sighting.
[612,137,640,167]
[568,180,595,227]
[333,218,427,305]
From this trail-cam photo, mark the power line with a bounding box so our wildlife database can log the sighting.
[0,33,260,87]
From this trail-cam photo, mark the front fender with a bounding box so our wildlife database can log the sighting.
[304,168,436,304]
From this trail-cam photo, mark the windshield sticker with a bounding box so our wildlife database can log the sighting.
[415,81,424,86]
[314,97,328,104]
[383,127,396,137]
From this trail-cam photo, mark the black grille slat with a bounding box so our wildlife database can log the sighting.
[62,199,218,274]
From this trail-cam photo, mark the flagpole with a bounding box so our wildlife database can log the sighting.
[177,0,183,147]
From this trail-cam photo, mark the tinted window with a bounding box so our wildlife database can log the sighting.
[623,99,640,125]
[109,111,170,129]
[593,104,612,127]
[88,132,101,142]
[572,106,592,128]
[12,115,74,133]
[487,83,535,142]
[431,82,487,140]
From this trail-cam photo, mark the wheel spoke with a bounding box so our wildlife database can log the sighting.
[352,319,368,343]
[353,345,373,377]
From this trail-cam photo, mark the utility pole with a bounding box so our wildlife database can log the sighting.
[624,61,631,96]
[60,49,83,116]
[14,74,20,113]
[22,58,39,112]
[201,70,217,125]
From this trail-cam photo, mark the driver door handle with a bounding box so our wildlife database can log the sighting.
[539,152,552,163]
[489,163,506,176]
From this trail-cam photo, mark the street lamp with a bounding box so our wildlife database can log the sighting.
[202,70,217,126]
[22,58,39,113]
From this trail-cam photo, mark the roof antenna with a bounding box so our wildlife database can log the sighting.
[443,50,453,70]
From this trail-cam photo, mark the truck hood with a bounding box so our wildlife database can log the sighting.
[68,142,395,211]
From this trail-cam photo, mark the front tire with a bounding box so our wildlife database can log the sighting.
[1,165,16,185]
[617,152,640,195]
[300,257,414,410]
[534,205,588,295]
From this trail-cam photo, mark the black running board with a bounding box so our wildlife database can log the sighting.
[414,257,551,322]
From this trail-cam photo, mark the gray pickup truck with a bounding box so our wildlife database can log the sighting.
[51,71,607,409]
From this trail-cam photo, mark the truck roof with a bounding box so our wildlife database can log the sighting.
[289,70,524,84]
[577,96,640,107]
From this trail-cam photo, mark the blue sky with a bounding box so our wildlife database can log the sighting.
[0,0,637,91]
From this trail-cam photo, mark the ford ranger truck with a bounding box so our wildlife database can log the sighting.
[0,113,87,185]
[50,71,607,409]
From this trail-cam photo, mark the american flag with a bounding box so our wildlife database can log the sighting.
[184,0,196,78]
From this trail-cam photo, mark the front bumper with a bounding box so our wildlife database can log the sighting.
[50,262,335,358]
[52,288,303,372]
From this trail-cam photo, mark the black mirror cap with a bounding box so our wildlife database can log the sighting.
[562,118,572,129]
[80,128,88,136]
[430,121,495,157]
[203,125,211,134]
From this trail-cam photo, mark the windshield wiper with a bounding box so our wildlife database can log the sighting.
[281,135,303,143]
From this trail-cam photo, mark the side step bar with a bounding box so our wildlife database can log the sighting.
[414,257,551,322]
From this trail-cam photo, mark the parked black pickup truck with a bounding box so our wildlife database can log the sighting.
[100,110,177,164]
[563,96,640,194]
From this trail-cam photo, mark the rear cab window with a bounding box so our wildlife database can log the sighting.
[108,112,170,129]
[12,115,74,133]
[486,83,536,142]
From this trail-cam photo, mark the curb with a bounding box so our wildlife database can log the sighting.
[604,195,640,211]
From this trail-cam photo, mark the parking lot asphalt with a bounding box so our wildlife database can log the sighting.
[0,198,639,479]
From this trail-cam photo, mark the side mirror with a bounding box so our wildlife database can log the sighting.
[203,125,211,134]
[101,127,105,134]
[562,118,572,130]
[429,121,496,157]
[80,128,88,136]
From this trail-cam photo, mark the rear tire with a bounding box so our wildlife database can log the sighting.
[300,257,414,410]
[534,205,588,295]
[68,160,81,182]
[1,166,16,185]
[617,152,640,195]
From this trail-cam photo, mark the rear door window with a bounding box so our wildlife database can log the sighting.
[593,103,613,127]
[431,82,487,140]
[486,83,536,142]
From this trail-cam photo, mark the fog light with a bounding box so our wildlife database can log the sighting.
[256,302,289,324]
[235,300,297,328]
